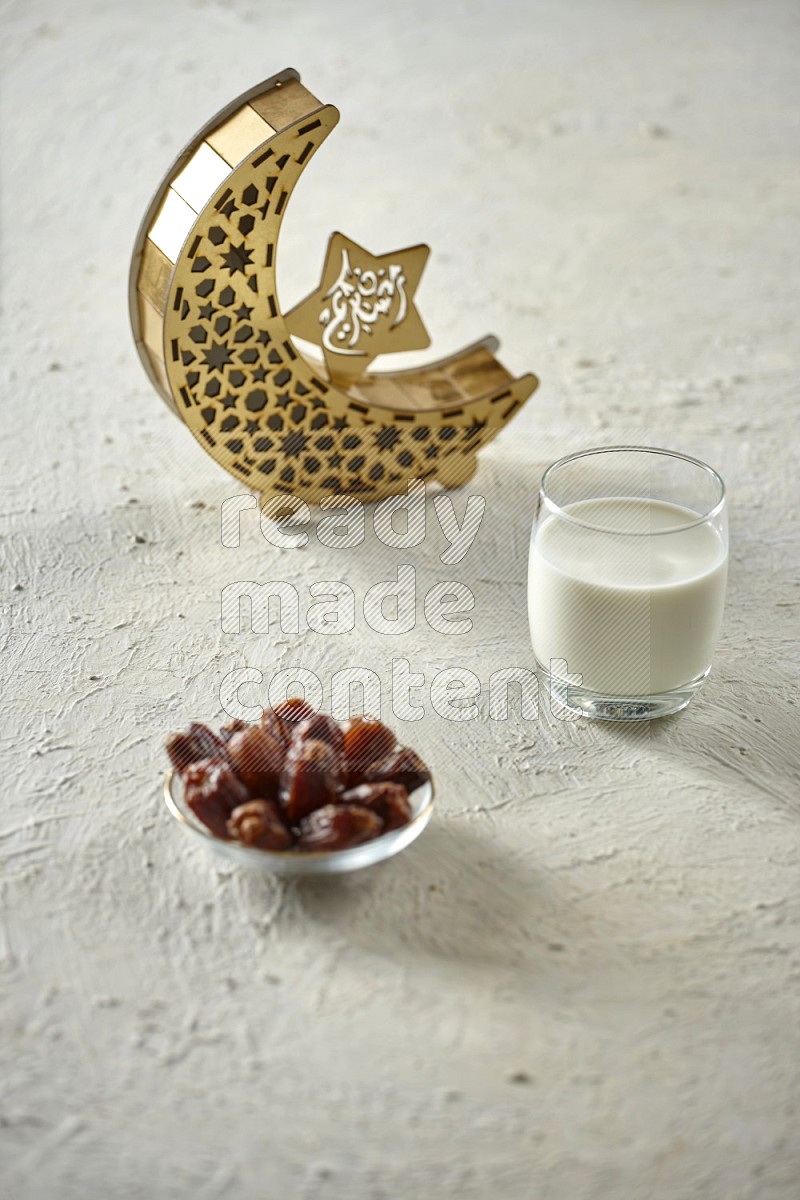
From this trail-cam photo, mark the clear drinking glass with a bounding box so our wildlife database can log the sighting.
[528,446,728,720]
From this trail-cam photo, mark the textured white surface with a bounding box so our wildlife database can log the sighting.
[2,1,799,1197]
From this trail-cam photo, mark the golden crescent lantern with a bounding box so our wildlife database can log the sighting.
[129,69,539,506]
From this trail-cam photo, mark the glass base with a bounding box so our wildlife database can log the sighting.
[538,661,711,722]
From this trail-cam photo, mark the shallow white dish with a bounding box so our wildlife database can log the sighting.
[163,769,435,876]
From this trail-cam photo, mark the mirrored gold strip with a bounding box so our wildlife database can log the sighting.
[138,239,172,315]
[249,79,320,130]
[172,141,231,213]
[148,188,197,262]
[207,105,275,168]
[146,347,174,406]
[138,293,165,362]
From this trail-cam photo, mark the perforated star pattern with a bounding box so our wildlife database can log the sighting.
[132,71,539,506]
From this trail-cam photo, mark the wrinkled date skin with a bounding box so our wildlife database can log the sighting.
[280,738,342,825]
[166,731,197,773]
[364,747,430,795]
[297,804,384,852]
[227,799,293,851]
[220,717,248,743]
[168,706,427,853]
[266,698,316,745]
[341,782,412,831]
[166,722,229,773]
[293,713,345,757]
[227,725,284,798]
[258,706,285,747]
[342,718,396,785]
[183,759,249,839]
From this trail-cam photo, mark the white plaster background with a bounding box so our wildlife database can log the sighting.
[1,1,799,1197]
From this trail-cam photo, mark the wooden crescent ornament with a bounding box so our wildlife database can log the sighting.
[129,69,539,505]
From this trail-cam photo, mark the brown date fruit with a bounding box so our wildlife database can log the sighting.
[219,717,248,743]
[267,697,316,745]
[342,717,396,785]
[166,730,199,774]
[340,782,412,831]
[167,710,430,850]
[292,713,344,757]
[227,725,284,798]
[183,759,249,839]
[188,721,229,763]
[166,722,228,773]
[364,746,430,794]
[259,706,285,746]
[227,799,294,851]
[297,803,384,852]
[280,738,341,824]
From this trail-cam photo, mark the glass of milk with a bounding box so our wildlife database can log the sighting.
[528,446,728,720]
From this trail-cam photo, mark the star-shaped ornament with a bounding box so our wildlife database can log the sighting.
[285,232,430,382]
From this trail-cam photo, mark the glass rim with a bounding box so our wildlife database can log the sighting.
[539,445,727,536]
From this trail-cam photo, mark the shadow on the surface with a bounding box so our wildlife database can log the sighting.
[585,648,800,815]
[286,816,586,975]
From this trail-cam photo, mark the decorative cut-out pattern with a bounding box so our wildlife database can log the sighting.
[151,86,537,505]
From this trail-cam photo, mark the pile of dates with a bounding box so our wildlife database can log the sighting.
[166,700,430,853]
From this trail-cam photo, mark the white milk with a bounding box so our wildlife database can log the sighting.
[528,497,728,695]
